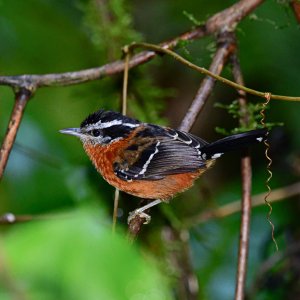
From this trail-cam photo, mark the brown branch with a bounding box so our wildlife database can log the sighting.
[0,212,66,224]
[0,89,32,180]
[128,42,300,102]
[0,27,206,90]
[113,48,130,234]
[235,154,252,300]
[291,0,300,24]
[231,52,252,300]
[184,181,300,226]
[127,213,148,243]
[0,0,264,90]
[206,0,265,33]
[4,181,299,226]
[0,213,34,224]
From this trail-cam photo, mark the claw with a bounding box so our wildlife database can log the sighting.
[127,210,151,225]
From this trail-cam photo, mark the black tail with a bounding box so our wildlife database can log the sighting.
[200,129,268,159]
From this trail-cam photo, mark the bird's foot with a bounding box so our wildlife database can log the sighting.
[127,209,151,225]
[127,199,162,225]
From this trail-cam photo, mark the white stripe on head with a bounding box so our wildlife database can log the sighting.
[84,120,139,131]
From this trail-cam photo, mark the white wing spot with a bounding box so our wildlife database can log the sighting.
[85,120,139,131]
[211,153,223,159]
[256,137,263,142]
[171,132,178,140]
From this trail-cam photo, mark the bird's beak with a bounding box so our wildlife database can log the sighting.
[59,127,83,138]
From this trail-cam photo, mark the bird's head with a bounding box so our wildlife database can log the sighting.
[60,109,140,146]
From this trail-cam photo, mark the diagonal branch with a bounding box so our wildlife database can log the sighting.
[179,32,236,132]
[183,181,300,226]
[0,25,205,89]
[0,89,33,180]
[128,42,300,102]
[291,0,300,23]
[206,0,265,33]
[0,0,264,90]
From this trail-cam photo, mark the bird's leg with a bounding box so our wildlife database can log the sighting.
[127,199,162,225]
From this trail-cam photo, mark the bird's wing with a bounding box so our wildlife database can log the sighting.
[114,126,208,181]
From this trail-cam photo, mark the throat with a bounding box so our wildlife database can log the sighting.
[83,143,116,177]
[83,144,105,162]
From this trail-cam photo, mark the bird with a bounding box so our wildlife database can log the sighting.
[60,109,267,222]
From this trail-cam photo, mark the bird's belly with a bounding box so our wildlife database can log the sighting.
[103,171,201,200]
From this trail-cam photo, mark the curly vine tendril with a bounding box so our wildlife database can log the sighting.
[260,92,278,251]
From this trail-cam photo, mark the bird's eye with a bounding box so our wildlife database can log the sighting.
[91,129,101,137]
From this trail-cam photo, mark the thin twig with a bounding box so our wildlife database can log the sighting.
[112,188,119,234]
[0,212,64,224]
[235,154,252,300]
[112,46,131,233]
[0,89,32,180]
[183,181,300,227]
[128,42,300,102]
[0,30,204,89]
[231,52,252,300]
[121,47,147,240]
[291,0,300,24]
[2,181,299,226]
[205,0,264,33]
[122,46,130,116]
[0,213,33,224]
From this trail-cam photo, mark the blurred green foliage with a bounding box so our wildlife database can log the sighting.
[0,0,300,299]
[1,209,171,299]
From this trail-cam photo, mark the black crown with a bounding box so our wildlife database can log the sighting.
[80,109,140,128]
